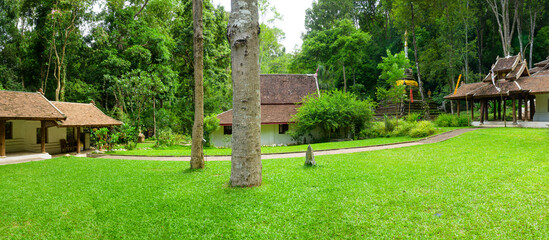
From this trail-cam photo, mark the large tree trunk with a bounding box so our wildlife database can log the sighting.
[410,2,430,119]
[190,0,205,169]
[228,0,262,187]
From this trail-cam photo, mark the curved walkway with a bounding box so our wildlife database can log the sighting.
[95,128,479,162]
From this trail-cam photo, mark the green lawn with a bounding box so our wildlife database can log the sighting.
[1,128,549,238]
[111,127,465,156]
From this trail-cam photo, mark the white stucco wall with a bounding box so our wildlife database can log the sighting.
[210,124,325,148]
[210,124,298,148]
[534,94,549,121]
[5,120,67,154]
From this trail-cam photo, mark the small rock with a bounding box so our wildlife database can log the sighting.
[305,144,316,166]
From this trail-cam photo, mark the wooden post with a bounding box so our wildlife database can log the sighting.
[76,127,81,154]
[0,119,5,157]
[41,120,46,153]
[518,97,523,121]
[497,99,502,120]
[457,100,460,116]
[512,97,517,124]
[480,100,485,124]
[471,99,475,122]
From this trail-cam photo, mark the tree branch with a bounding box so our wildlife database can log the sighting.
[134,0,150,20]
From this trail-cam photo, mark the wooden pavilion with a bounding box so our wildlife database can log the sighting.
[52,101,123,154]
[445,54,549,125]
[1,90,122,159]
[0,91,66,157]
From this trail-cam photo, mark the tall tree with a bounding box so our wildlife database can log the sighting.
[486,0,518,56]
[227,0,262,187]
[190,0,205,169]
[409,1,429,118]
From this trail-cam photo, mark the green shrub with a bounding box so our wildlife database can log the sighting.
[384,115,395,132]
[393,121,414,137]
[435,114,470,127]
[291,90,376,142]
[409,121,435,138]
[155,129,184,148]
[405,113,422,122]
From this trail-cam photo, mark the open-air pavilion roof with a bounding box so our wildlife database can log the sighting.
[51,101,123,127]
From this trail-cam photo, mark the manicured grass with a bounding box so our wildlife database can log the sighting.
[110,127,464,156]
[1,128,548,238]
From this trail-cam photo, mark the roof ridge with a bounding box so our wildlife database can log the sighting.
[38,92,67,119]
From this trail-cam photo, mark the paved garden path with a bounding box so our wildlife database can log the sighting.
[95,128,479,162]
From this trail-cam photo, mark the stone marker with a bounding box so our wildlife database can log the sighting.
[305,144,316,166]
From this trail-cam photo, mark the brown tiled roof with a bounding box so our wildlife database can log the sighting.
[445,82,487,100]
[534,58,549,67]
[492,55,520,73]
[505,60,528,80]
[0,91,66,120]
[218,105,298,126]
[261,74,318,104]
[52,101,123,127]
[530,67,545,74]
[516,71,549,94]
[446,55,549,100]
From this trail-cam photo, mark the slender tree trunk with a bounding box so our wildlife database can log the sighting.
[477,16,485,80]
[191,0,205,169]
[527,0,537,68]
[516,0,524,56]
[228,0,262,187]
[486,0,517,56]
[410,2,429,119]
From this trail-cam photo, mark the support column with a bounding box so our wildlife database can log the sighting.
[471,99,475,122]
[512,97,517,124]
[480,100,485,124]
[76,127,81,154]
[457,100,461,116]
[40,120,46,154]
[0,119,5,157]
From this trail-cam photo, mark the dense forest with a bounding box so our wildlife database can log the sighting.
[1,0,549,135]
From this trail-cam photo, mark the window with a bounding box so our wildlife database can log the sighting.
[36,128,48,144]
[224,126,232,135]
[279,124,289,134]
[5,122,13,140]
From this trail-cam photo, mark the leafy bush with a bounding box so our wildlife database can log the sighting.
[384,115,395,132]
[362,120,436,139]
[155,129,184,148]
[92,128,119,151]
[435,114,470,127]
[409,121,435,138]
[405,113,422,122]
[118,124,138,150]
[290,90,376,142]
